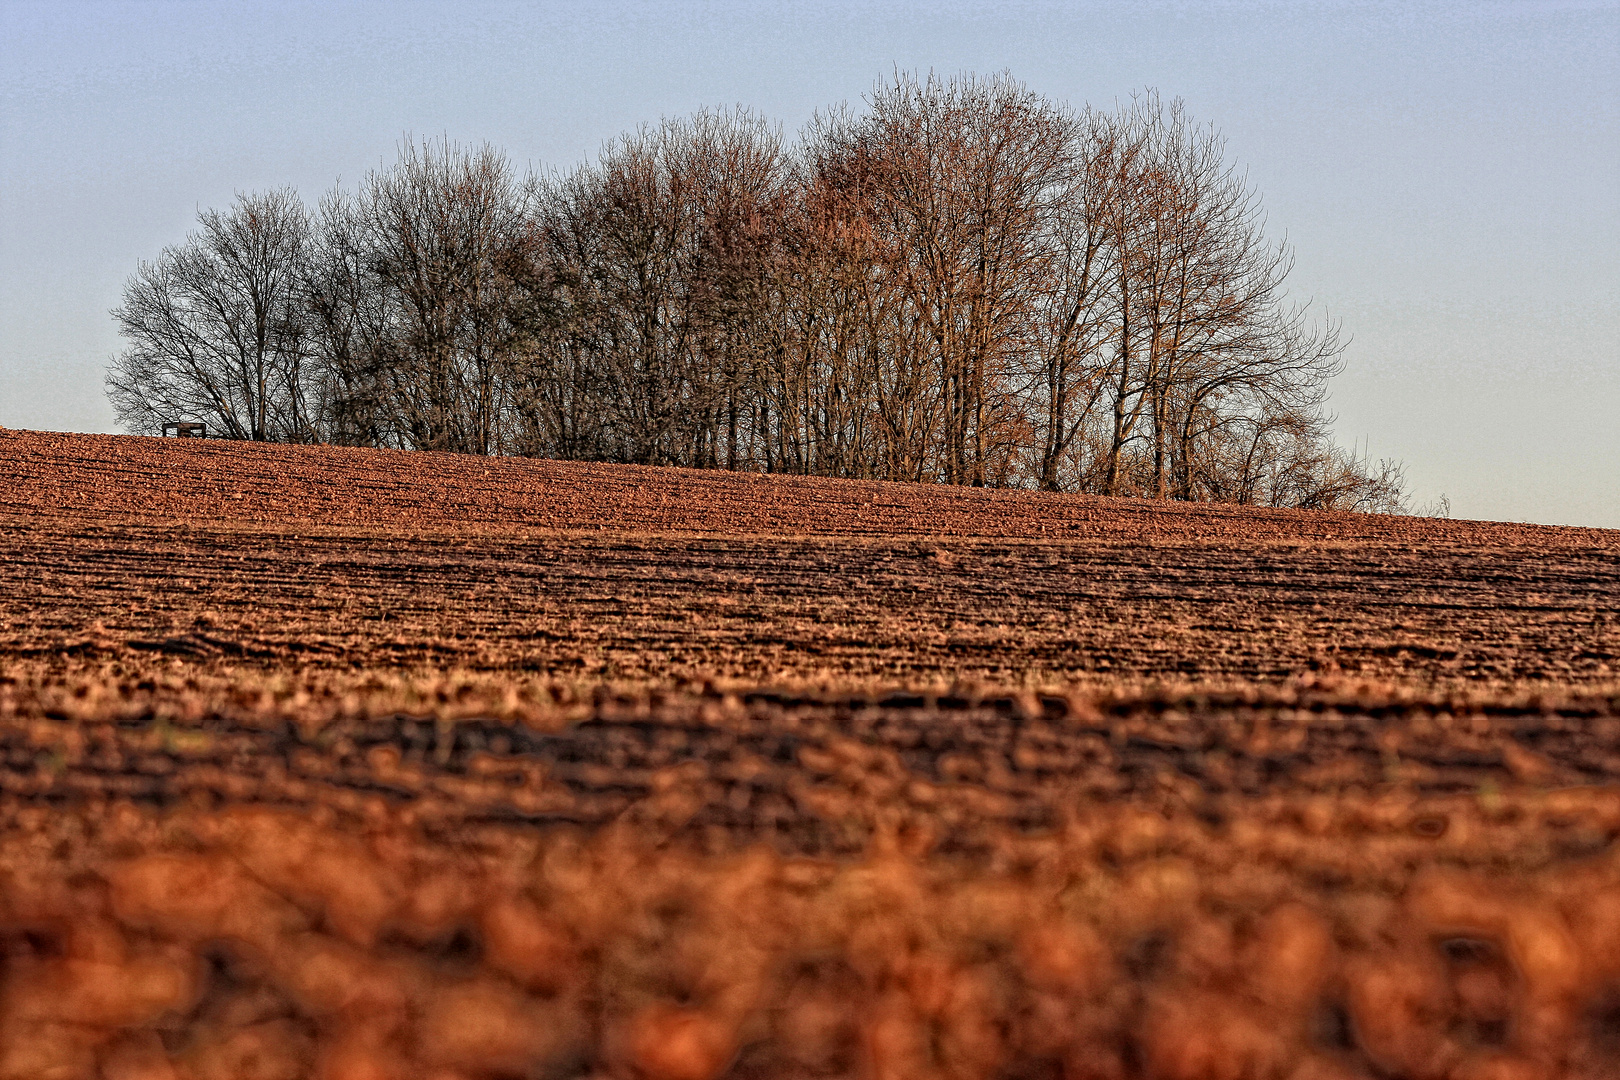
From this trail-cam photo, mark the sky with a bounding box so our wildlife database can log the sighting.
[1,0,1616,527]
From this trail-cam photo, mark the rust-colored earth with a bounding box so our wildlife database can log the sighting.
[5,430,1616,687]
[2,427,1619,1080]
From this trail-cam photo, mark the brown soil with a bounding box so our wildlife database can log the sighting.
[3,430,1616,688]
[2,429,1620,1080]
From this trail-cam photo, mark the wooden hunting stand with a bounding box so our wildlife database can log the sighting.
[162,422,207,438]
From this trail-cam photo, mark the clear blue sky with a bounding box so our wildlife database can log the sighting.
[3,0,1616,526]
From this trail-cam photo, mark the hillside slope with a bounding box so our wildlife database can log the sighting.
[4,428,1616,687]
[3,427,1610,546]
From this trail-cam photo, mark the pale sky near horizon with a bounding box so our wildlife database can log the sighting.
[2,0,1616,526]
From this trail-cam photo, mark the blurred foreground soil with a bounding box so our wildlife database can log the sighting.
[3,430,1620,1079]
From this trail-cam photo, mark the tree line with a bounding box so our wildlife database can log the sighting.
[108,73,1409,511]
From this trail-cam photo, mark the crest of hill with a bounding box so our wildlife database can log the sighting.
[1,428,1609,547]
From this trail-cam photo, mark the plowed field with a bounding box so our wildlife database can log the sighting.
[2,428,1619,1080]
[4,430,1616,687]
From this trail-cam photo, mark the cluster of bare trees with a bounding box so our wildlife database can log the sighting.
[108,74,1407,511]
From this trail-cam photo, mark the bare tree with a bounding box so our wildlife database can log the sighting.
[349,138,537,455]
[108,189,312,440]
[503,166,607,460]
[529,109,787,467]
[1028,106,1127,491]
[767,110,935,480]
[301,187,396,447]
[835,72,1076,486]
[1078,93,1352,503]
